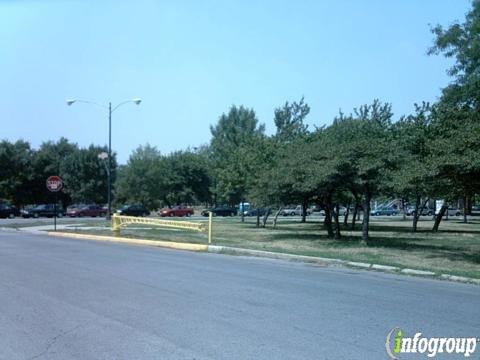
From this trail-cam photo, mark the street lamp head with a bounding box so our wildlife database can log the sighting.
[133,98,142,105]
[66,99,76,106]
[98,152,108,160]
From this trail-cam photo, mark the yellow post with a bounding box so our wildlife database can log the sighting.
[112,214,121,236]
[208,211,213,244]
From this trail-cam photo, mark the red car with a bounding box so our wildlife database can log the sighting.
[159,206,194,217]
[67,205,107,217]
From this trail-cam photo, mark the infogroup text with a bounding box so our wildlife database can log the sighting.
[386,328,478,358]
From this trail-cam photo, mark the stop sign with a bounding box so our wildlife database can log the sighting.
[46,176,63,192]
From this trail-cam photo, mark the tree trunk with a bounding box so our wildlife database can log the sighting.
[432,204,448,232]
[241,199,245,223]
[351,203,358,230]
[463,195,468,223]
[343,200,351,227]
[412,196,421,233]
[361,191,371,244]
[334,203,341,239]
[272,207,283,228]
[301,200,308,223]
[324,205,334,238]
[401,198,406,221]
[256,211,260,228]
[262,208,271,228]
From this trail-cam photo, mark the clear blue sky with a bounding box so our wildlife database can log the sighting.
[0,0,471,164]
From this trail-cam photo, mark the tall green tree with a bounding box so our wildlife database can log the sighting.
[329,100,395,243]
[210,105,265,206]
[274,97,310,143]
[429,0,480,225]
[0,140,34,207]
[31,138,78,206]
[115,144,165,209]
[392,103,436,231]
[60,144,114,205]
[162,150,212,205]
[429,0,480,109]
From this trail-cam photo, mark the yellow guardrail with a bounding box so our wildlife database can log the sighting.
[112,213,213,243]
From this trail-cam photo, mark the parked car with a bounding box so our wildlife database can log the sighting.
[309,205,322,213]
[116,204,150,217]
[318,206,356,217]
[281,205,311,216]
[445,207,462,217]
[370,206,398,216]
[22,204,65,218]
[0,204,20,219]
[333,206,348,216]
[67,204,107,217]
[471,205,480,216]
[405,206,434,216]
[159,206,194,217]
[201,206,237,217]
[245,208,268,217]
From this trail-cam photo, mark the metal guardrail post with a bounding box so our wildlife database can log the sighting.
[112,214,121,235]
[208,211,213,244]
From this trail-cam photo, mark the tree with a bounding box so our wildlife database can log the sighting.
[31,138,78,207]
[429,1,480,109]
[61,144,114,205]
[328,101,395,243]
[161,150,212,205]
[274,97,310,143]
[392,103,436,231]
[0,140,34,207]
[429,1,480,226]
[115,144,165,209]
[210,105,265,207]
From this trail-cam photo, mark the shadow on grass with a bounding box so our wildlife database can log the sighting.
[368,224,480,234]
[366,237,480,264]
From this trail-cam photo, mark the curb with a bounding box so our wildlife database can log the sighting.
[47,231,208,252]
[208,245,345,265]
[47,231,479,286]
[207,245,478,285]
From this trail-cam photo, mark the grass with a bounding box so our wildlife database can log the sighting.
[7,215,480,279]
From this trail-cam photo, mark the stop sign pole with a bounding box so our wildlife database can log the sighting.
[46,176,63,231]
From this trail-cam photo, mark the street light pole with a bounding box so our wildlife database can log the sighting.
[66,98,141,221]
[108,102,112,220]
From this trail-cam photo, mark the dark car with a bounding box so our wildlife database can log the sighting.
[67,204,107,217]
[370,206,398,216]
[159,205,194,217]
[201,206,237,217]
[22,204,65,218]
[116,204,150,217]
[0,204,20,219]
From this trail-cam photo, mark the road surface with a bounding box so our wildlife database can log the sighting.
[0,230,478,359]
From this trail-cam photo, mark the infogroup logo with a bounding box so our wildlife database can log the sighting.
[385,328,478,359]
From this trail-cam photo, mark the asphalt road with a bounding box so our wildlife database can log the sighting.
[0,230,478,359]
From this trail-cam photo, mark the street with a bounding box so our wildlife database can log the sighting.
[0,230,478,359]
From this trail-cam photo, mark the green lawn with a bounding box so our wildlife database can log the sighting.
[8,215,480,279]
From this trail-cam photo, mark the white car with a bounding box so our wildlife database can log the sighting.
[281,205,311,216]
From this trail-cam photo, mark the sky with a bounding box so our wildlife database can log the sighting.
[0,0,471,164]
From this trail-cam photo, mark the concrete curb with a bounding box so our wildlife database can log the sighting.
[207,245,478,285]
[208,245,345,265]
[46,231,479,286]
[401,268,436,276]
[440,274,480,285]
[47,231,208,252]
